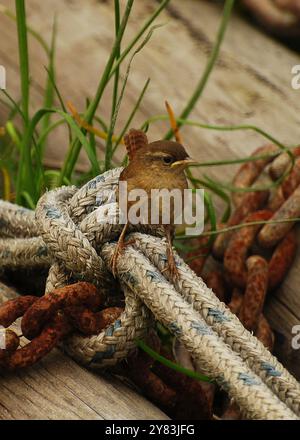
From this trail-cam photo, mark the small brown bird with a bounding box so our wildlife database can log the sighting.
[111,129,196,277]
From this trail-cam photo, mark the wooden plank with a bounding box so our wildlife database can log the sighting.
[0,283,168,420]
[162,0,300,364]
[1,0,300,169]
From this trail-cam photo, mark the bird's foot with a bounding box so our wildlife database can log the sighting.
[110,238,135,277]
[161,247,180,279]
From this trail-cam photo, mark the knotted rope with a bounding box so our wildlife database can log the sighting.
[0,168,300,420]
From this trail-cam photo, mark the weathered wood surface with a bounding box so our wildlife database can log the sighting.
[0,283,167,420]
[1,0,300,418]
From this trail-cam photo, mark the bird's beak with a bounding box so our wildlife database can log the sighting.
[171,157,198,169]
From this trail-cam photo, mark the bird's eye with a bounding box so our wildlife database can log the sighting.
[163,156,173,164]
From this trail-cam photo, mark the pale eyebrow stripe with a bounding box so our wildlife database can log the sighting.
[145,151,170,157]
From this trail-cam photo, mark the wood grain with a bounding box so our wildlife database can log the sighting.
[0,283,167,420]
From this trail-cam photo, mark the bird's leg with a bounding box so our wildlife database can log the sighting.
[162,225,179,279]
[110,222,134,277]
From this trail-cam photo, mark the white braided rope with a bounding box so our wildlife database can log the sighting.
[102,242,297,420]
[0,200,38,238]
[0,236,48,268]
[64,286,153,367]
[130,233,300,416]
[0,168,299,419]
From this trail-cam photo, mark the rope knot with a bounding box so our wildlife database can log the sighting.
[0,168,299,419]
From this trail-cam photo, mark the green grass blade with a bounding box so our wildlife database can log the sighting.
[176,217,300,241]
[188,168,217,246]
[190,174,231,223]
[203,190,217,245]
[108,0,171,80]
[105,0,121,171]
[105,24,161,170]
[85,100,99,175]
[40,16,57,153]
[5,121,22,152]
[142,114,289,156]
[55,109,100,176]
[105,0,121,168]
[164,0,235,139]
[21,191,35,209]
[136,339,212,383]
[44,66,67,113]
[59,0,134,183]
[83,0,134,124]
[204,175,278,193]
[113,77,150,154]
[44,65,72,144]
[113,0,120,104]
[94,115,108,132]
[16,107,101,205]
[36,118,65,152]
[15,0,30,124]
[1,89,25,122]
[44,169,70,188]
[0,4,50,54]
[0,96,13,110]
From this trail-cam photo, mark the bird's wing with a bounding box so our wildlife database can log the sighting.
[124,129,148,161]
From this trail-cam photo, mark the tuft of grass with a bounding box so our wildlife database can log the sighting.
[0,0,172,205]
[57,0,171,184]
[3,0,297,247]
